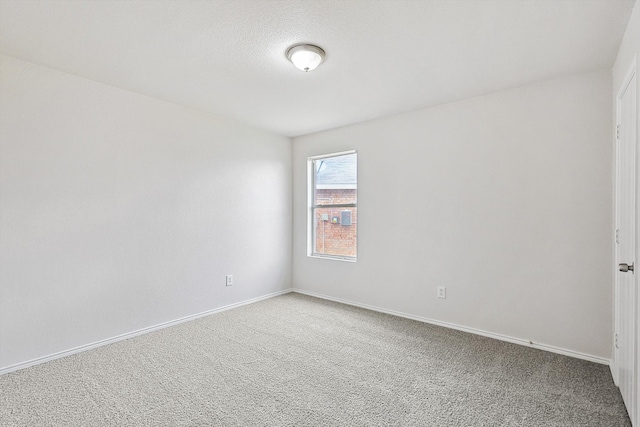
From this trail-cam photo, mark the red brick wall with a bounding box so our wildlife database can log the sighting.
[314,189,357,257]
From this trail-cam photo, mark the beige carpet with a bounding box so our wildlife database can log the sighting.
[0,293,631,426]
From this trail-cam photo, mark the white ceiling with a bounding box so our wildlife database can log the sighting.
[0,0,635,137]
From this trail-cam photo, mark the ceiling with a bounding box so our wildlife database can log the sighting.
[0,0,635,137]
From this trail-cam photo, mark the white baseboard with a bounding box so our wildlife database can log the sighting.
[610,359,619,385]
[292,288,612,366]
[0,288,293,376]
[3,287,611,376]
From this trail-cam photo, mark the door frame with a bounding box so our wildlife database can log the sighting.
[614,54,638,425]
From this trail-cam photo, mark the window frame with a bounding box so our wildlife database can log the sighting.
[307,150,357,262]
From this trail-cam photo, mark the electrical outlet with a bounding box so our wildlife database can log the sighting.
[226,274,233,287]
[437,286,446,299]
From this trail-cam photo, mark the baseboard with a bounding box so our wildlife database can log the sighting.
[3,287,611,375]
[610,359,619,385]
[0,288,293,376]
[292,288,612,366]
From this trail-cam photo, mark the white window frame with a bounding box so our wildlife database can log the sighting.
[307,150,357,262]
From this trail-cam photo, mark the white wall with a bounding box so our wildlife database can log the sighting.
[293,70,613,360]
[0,56,292,370]
[613,1,639,93]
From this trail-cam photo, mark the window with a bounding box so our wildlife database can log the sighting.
[308,151,357,261]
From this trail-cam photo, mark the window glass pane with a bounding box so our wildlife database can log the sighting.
[311,152,357,260]
[313,207,358,257]
[314,153,357,206]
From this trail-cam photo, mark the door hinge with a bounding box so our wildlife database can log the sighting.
[616,124,620,140]
[615,333,619,349]
[616,228,620,244]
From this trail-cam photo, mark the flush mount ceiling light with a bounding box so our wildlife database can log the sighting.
[286,44,325,72]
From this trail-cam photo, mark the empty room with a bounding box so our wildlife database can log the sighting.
[1,0,639,425]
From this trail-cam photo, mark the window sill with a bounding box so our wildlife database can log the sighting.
[309,254,357,263]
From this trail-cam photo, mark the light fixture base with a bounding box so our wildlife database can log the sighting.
[286,44,326,72]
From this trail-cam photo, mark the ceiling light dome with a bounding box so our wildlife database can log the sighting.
[286,44,325,72]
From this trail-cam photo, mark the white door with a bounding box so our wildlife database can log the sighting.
[615,60,637,425]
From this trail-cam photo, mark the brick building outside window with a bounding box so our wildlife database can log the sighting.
[311,152,357,260]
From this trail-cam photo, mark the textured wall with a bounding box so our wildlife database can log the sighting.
[0,56,292,370]
[293,70,613,360]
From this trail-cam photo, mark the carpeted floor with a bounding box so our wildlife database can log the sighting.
[0,293,631,426]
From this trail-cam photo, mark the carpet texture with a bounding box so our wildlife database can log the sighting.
[0,293,631,426]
